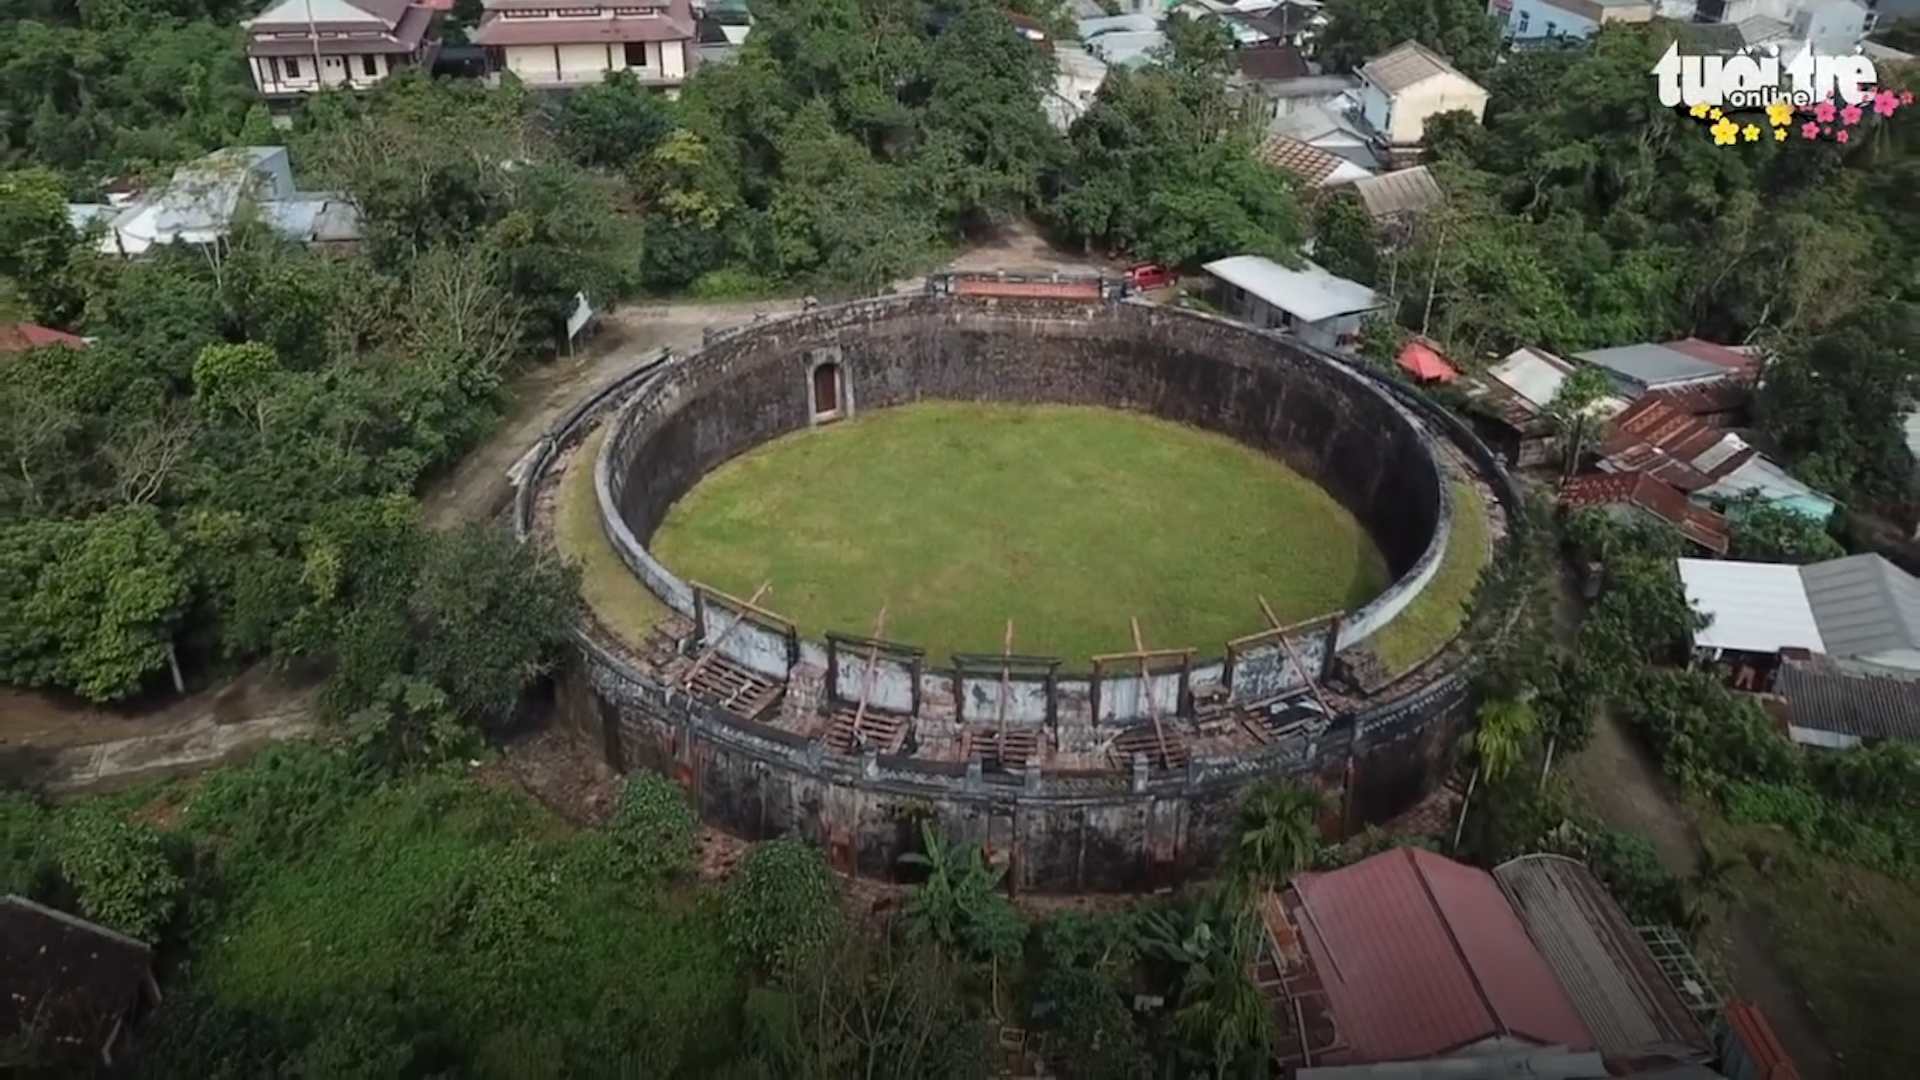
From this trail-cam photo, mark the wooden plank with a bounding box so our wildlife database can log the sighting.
[685,579,794,631]
[1259,596,1336,721]
[681,581,772,688]
[996,620,1014,740]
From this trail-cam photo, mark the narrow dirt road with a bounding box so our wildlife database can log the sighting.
[1552,577,1835,1078]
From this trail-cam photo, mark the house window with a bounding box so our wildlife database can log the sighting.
[624,41,648,66]
[556,6,598,14]
[613,5,659,12]
[362,54,378,77]
[284,57,302,78]
[1516,11,1530,32]
[502,8,548,16]
[1545,19,1557,33]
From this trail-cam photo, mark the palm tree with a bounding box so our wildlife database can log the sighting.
[1463,698,1539,784]
[1224,780,1329,893]
[1544,365,1613,479]
[1681,843,1742,935]
[1451,698,1540,852]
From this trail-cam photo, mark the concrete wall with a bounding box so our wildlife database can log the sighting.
[516,291,1527,892]
[595,295,1450,717]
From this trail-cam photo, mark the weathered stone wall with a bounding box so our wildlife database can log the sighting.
[515,291,1526,893]
[596,295,1451,715]
[552,637,1469,892]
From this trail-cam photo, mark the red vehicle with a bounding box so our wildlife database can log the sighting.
[1126,263,1176,291]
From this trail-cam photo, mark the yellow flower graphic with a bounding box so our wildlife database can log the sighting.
[1711,117,1741,145]
[1766,100,1795,127]
[1774,127,1788,141]
[1710,107,1724,120]
[1743,124,1761,142]
[1690,103,1712,118]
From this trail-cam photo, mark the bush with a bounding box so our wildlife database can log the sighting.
[52,804,183,941]
[722,837,841,978]
[598,774,700,884]
[0,792,56,899]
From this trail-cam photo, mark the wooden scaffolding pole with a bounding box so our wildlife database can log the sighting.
[996,621,1015,741]
[1132,617,1171,770]
[1259,597,1335,719]
[680,581,772,688]
[848,606,889,750]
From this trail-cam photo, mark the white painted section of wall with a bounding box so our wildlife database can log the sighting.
[1381,75,1488,145]
[251,51,394,96]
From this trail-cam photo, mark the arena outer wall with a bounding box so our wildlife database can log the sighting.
[515,281,1525,893]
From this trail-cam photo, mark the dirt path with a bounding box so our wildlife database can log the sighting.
[1552,576,1835,1079]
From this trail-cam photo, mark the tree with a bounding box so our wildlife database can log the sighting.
[897,823,1025,974]
[52,804,184,941]
[1314,0,1502,82]
[552,71,677,169]
[1,507,190,701]
[1311,191,1380,286]
[1726,496,1846,564]
[1222,780,1327,892]
[723,838,843,979]
[1543,364,1614,478]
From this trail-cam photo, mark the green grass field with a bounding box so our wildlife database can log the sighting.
[648,403,1392,662]
[1368,479,1491,674]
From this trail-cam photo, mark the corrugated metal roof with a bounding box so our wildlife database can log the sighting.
[1661,338,1759,377]
[1677,558,1827,655]
[1290,848,1594,1063]
[1719,1002,1800,1080]
[1696,457,1834,516]
[1797,554,1920,659]
[1776,660,1920,742]
[1352,166,1444,221]
[1359,40,1475,94]
[1492,855,1712,1060]
[1488,348,1575,409]
[1558,472,1730,554]
[1203,254,1380,323]
[1574,343,1727,393]
[1255,133,1354,186]
[1296,1042,1611,1078]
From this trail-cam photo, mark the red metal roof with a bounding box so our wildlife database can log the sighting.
[0,323,86,353]
[1559,471,1731,554]
[1723,1001,1801,1079]
[1290,848,1594,1064]
[1398,340,1458,383]
[1663,337,1759,377]
[1596,396,1747,487]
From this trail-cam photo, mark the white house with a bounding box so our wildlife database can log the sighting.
[68,147,362,257]
[1202,254,1383,352]
[243,0,444,99]
[1488,0,1653,41]
[1354,41,1489,158]
[471,0,698,90]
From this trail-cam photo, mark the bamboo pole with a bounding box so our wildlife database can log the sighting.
[1259,597,1335,719]
[1131,618,1171,770]
[996,621,1014,742]
[680,581,771,688]
[848,606,888,750]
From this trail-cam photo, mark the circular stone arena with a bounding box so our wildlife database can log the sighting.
[520,274,1520,893]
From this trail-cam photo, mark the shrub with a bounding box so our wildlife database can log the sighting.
[53,804,183,941]
[599,774,700,884]
[722,837,841,978]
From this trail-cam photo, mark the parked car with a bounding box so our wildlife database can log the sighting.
[1126,263,1175,290]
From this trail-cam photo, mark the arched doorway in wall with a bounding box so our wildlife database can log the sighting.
[811,360,844,423]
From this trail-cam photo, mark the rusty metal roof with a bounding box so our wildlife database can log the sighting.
[1290,848,1594,1064]
[1492,855,1713,1062]
[1558,472,1730,554]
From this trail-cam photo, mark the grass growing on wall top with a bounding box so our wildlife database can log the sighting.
[1367,478,1492,676]
[649,402,1392,663]
[555,424,669,644]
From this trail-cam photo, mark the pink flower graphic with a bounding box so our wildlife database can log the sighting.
[1813,100,1837,123]
[1904,90,1916,106]
[1801,121,1821,139]
[1875,90,1900,117]
[1840,104,1863,126]
[1836,129,1850,144]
